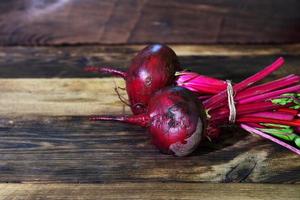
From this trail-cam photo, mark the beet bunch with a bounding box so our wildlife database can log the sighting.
[86,44,300,156]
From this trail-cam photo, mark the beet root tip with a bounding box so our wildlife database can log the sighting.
[84,66,127,78]
[89,114,150,127]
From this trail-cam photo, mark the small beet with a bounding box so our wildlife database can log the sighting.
[85,44,181,114]
[90,87,207,156]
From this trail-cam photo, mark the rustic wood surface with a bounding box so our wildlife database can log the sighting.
[0,0,300,45]
[0,79,300,183]
[0,44,299,199]
[0,78,129,116]
[0,44,300,78]
[0,183,299,200]
[0,45,299,185]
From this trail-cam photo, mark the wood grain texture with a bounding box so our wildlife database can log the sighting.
[0,0,300,45]
[0,78,129,116]
[0,44,299,184]
[0,183,299,200]
[0,79,300,183]
[0,44,299,78]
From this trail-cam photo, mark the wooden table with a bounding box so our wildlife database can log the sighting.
[0,44,299,199]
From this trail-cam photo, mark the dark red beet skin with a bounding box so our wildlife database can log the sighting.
[85,44,181,115]
[126,44,181,114]
[90,87,207,156]
[147,87,206,155]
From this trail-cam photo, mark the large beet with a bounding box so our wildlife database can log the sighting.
[90,87,207,156]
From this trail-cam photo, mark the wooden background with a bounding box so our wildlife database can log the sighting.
[0,0,300,45]
[0,45,300,199]
[0,1,300,199]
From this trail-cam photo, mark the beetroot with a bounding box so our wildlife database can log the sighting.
[90,86,207,156]
[87,57,300,155]
[86,44,181,114]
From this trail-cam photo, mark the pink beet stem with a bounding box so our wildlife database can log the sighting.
[198,95,212,101]
[204,57,285,110]
[278,108,299,115]
[238,84,300,104]
[245,123,265,128]
[237,117,300,127]
[177,72,226,86]
[180,82,226,94]
[242,111,295,121]
[241,124,300,155]
[89,114,150,127]
[85,66,127,78]
[210,101,282,122]
[236,75,300,100]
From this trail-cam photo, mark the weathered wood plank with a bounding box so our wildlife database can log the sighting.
[0,183,299,200]
[0,45,299,184]
[0,1,300,45]
[0,78,129,116]
[0,116,298,184]
[0,44,299,78]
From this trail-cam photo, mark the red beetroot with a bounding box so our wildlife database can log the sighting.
[86,44,181,114]
[85,44,228,114]
[90,87,207,156]
[87,57,300,155]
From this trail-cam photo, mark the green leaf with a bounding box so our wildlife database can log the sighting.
[259,126,300,148]
[290,105,300,109]
[283,93,300,98]
[271,98,293,105]
[282,93,296,97]
[261,123,291,129]
[272,93,300,107]
[295,138,300,148]
[258,128,296,141]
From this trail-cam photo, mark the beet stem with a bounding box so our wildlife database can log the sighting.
[85,66,127,78]
[204,57,285,110]
[238,117,300,127]
[236,75,300,100]
[239,84,300,104]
